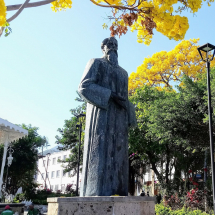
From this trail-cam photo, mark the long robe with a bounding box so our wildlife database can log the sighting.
[78,57,136,197]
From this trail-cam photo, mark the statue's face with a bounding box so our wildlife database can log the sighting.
[103,39,118,56]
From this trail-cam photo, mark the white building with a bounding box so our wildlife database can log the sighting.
[35,146,81,192]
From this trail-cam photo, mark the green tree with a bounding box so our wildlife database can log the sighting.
[55,95,86,177]
[129,73,211,195]
[0,124,48,198]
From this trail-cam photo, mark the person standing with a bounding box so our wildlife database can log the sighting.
[27,204,40,215]
[1,205,14,215]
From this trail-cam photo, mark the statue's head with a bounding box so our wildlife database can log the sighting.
[101,37,118,56]
[101,37,118,66]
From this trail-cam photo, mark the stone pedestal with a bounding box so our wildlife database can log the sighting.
[47,196,156,215]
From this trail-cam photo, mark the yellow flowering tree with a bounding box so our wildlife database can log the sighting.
[129,38,215,92]
[92,0,214,45]
[0,0,72,36]
[0,0,214,42]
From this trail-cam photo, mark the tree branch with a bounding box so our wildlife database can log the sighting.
[0,27,4,38]
[7,0,31,23]
[6,0,55,12]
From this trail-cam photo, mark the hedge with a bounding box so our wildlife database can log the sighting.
[155,203,213,215]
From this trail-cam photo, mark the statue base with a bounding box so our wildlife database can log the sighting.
[47,196,156,215]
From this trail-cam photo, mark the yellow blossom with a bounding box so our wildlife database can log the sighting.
[128,39,215,93]
[51,0,72,12]
[0,0,6,27]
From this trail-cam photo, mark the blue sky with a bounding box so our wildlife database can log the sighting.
[1,1,215,148]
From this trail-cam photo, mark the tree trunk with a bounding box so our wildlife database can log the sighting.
[128,159,135,196]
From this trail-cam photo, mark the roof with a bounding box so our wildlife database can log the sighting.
[39,145,61,156]
[0,118,28,144]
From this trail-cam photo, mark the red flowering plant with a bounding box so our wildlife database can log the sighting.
[57,190,62,194]
[46,188,52,194]
[65,184,76,195]
[185,188,205,210]
[37,188,53,195]
[129,152,138,158]
[188,177,199,187]
[185,170,211,211]
[163,170,204,211]
[163,192,184,210]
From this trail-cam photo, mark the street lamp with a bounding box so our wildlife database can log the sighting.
[7,146,14,167]
[7,153,13,167]
[198,43,215,213]
[75,112,86,196]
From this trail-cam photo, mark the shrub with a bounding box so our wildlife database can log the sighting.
[13,193,26,203]
[32,199,48,205]
[163,187,213,212]
[56,190,61,194]
[164,193,184,210]
[185,188,204,210]
[30,188,77,205]
[155,203,212,215]
[155,203,171,215]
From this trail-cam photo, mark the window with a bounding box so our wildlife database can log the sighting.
[61,184,65,192]
[56,170,60,178]
[55,184,58,191]
[51,171,55,178]
[35,175,37,180]
[51,185,54,190]
[57,156,61,163]
[41,173,45,180]
[48,159,51,166]
[68,170,72,177]
[52,158,56,165]
[63,155,67,161]
[43,160,46,167]
[62,170,67,177]
[69,154,72,158]
[46,172,49,179]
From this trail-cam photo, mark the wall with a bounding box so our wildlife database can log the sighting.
[35,149,81,192]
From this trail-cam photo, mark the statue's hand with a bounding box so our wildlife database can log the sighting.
[111,92,127,110]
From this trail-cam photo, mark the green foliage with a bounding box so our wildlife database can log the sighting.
[27,188,76,205]
[32,199,48,205]
[55,93,86,177]
[3,22,12,37]
[155,203,172,215]
[155,203,212,215]
[12,193,25,203]
[128,69,215,195]
[0,124,48,197]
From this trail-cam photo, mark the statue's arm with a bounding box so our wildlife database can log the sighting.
[78,59,111,109]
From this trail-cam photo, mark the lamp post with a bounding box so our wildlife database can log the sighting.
[198,43,215,213]
[45,153,51,189]
[75,113,86,196]
[5,146,14,187]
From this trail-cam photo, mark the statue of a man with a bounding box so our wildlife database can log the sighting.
[78,37,136,197]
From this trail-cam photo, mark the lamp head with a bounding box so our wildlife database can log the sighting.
[7,153,13,167]
[197,43,215,62]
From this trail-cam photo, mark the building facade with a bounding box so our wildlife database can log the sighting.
[35,146,81,192]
